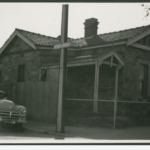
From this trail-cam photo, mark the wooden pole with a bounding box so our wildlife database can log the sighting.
[56,4,69,133]
[113,64,121,129]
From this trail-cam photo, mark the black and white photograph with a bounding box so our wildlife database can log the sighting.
[0,2,150,144]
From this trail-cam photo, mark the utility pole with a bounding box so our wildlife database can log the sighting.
[56,4,69,133]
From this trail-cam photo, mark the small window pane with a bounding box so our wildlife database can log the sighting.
[40,68,47,82]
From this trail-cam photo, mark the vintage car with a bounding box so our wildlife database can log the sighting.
[0,90,26,128]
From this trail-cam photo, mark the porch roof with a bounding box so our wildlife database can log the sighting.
[67,50,124,67]
[46,50,124,68]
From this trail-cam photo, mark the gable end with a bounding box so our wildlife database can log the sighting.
[0,30,36,54]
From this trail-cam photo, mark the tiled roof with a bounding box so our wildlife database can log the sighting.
[16,29,60,46]
[98,24,150,42]
[16,24,150,47]
[16,29,75,47]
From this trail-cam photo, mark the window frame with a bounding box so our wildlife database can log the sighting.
[139,64,148,97]
[17,64,25,82]
[40,67,48,82]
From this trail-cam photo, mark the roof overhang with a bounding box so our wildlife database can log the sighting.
[0,30,36,54]
[127,28,150,46]
[2,26,150,55]
[131,43,150,51]
[69,40,126,51]
[36,45,54,50]
[97,50,124,66]
[53,38,127,51]
[43,50,124,68]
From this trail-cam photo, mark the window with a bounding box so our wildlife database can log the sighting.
[139,64,148,97]
[40,68,47,82]
[17,64,25,82]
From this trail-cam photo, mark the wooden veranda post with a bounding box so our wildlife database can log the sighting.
[94,60,102,113]
[56,4,69,133]
[113,64,122,129]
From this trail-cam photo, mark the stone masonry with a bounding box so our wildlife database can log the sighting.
[0,36,41,83]
[1,35,149,103]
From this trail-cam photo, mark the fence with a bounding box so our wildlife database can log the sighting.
[13,82,58,123]
[1,82,150,128]
[0,81,58,123]
[65,98,150,128]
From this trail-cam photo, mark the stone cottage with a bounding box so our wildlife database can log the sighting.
[0,18,150,127]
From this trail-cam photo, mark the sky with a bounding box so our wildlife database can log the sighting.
[0,3,150,47]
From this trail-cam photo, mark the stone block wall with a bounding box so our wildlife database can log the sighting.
[67,64,123,100]
[0,51,41,83]
[117,102,150,126]
[66,45,124,100]
[40,50,76,65]
[99,65,116,100]
[75,45,150,102]
[123,46,150,101]
[4,36,32,53]
[66,65,95,99]
[1,34,150,109]
[0,36,41,83]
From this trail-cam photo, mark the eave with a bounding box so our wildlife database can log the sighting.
[131,43,150,51]
[41,50,124,68]
[127,28,150,46]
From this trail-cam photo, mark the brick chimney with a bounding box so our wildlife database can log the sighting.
[84,18,99,37]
